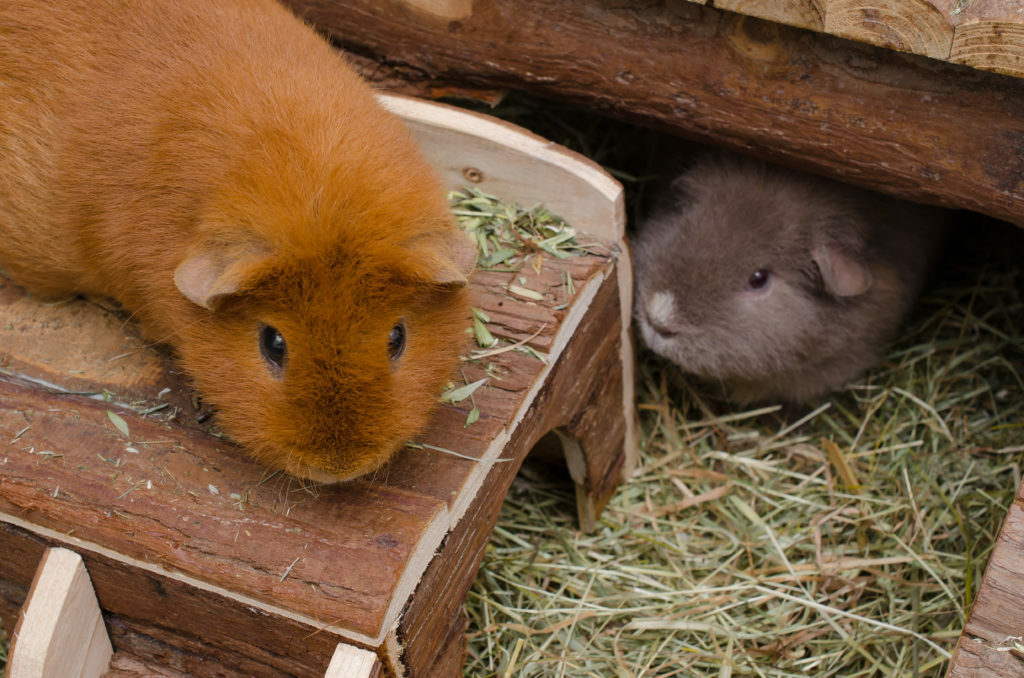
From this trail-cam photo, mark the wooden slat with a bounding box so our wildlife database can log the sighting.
[0,248,609,637]
[7,548,112,678]
[292,0,1024,228]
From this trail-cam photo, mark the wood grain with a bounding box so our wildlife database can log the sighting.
[715,0,824,31]
[679,0,1024,77]
[823,0,954,60]
[949,0,1024,78]
[288,0,1024,228]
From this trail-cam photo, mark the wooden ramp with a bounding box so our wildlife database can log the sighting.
[0,95,635,677]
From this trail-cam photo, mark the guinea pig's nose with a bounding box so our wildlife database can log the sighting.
[645,291,679,338]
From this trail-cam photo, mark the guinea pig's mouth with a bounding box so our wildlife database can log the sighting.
[293,465,348,484]
[638,307,679,340]
[278,446,393,485]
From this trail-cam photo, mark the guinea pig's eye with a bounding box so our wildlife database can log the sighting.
[259,324,287,374]
[388,321,406,361]
[746,269,772,291]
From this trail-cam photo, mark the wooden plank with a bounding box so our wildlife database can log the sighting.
[7,548,112,678]
[289,0,1024,228]
[324,644,382,678]
[948,479,1024,676]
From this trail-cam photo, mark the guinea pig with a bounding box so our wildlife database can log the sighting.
[0,0,475,482]
[633,151,948,404]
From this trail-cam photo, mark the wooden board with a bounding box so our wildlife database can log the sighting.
[948,477,1024,677]
[0,96,633,677]
[287,0,1024,229]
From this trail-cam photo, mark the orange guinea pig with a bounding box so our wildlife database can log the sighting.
[0,0,474,482]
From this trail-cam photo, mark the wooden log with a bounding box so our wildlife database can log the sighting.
[714,0,824,32]
[950,0,1024,78]
[7,548,112,678]
[823,0,954,60]
[287,0,1024,228]
[681,0,1024,78]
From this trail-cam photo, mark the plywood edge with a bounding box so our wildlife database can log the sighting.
[325,644,382,678]
[7,547,112,678]
[379,92,626,243]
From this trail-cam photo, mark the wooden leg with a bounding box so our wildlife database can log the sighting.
[551,426,625,533]
[7,547,112,678]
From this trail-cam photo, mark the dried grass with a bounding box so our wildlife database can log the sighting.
[463,237,1023,675]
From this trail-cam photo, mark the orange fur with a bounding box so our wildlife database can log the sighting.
[0,0,472,481]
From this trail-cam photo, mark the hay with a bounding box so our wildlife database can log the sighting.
[464,260,1023,676]
[453,104,1024,674]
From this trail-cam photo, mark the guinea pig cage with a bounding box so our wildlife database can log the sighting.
[4,1,1024,677]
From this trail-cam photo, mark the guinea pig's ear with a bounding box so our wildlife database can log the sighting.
[812,244,873,297]
[402,228,477,288]
[174,245,271,310]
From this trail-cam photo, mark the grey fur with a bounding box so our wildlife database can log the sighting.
[633,152,948,404]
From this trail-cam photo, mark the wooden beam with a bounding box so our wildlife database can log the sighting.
[7,548,112,678]
[287,0,1024,227]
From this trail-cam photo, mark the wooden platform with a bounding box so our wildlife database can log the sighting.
[0,96,636,677]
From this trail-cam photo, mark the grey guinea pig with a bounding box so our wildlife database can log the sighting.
[633,151,948,404]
